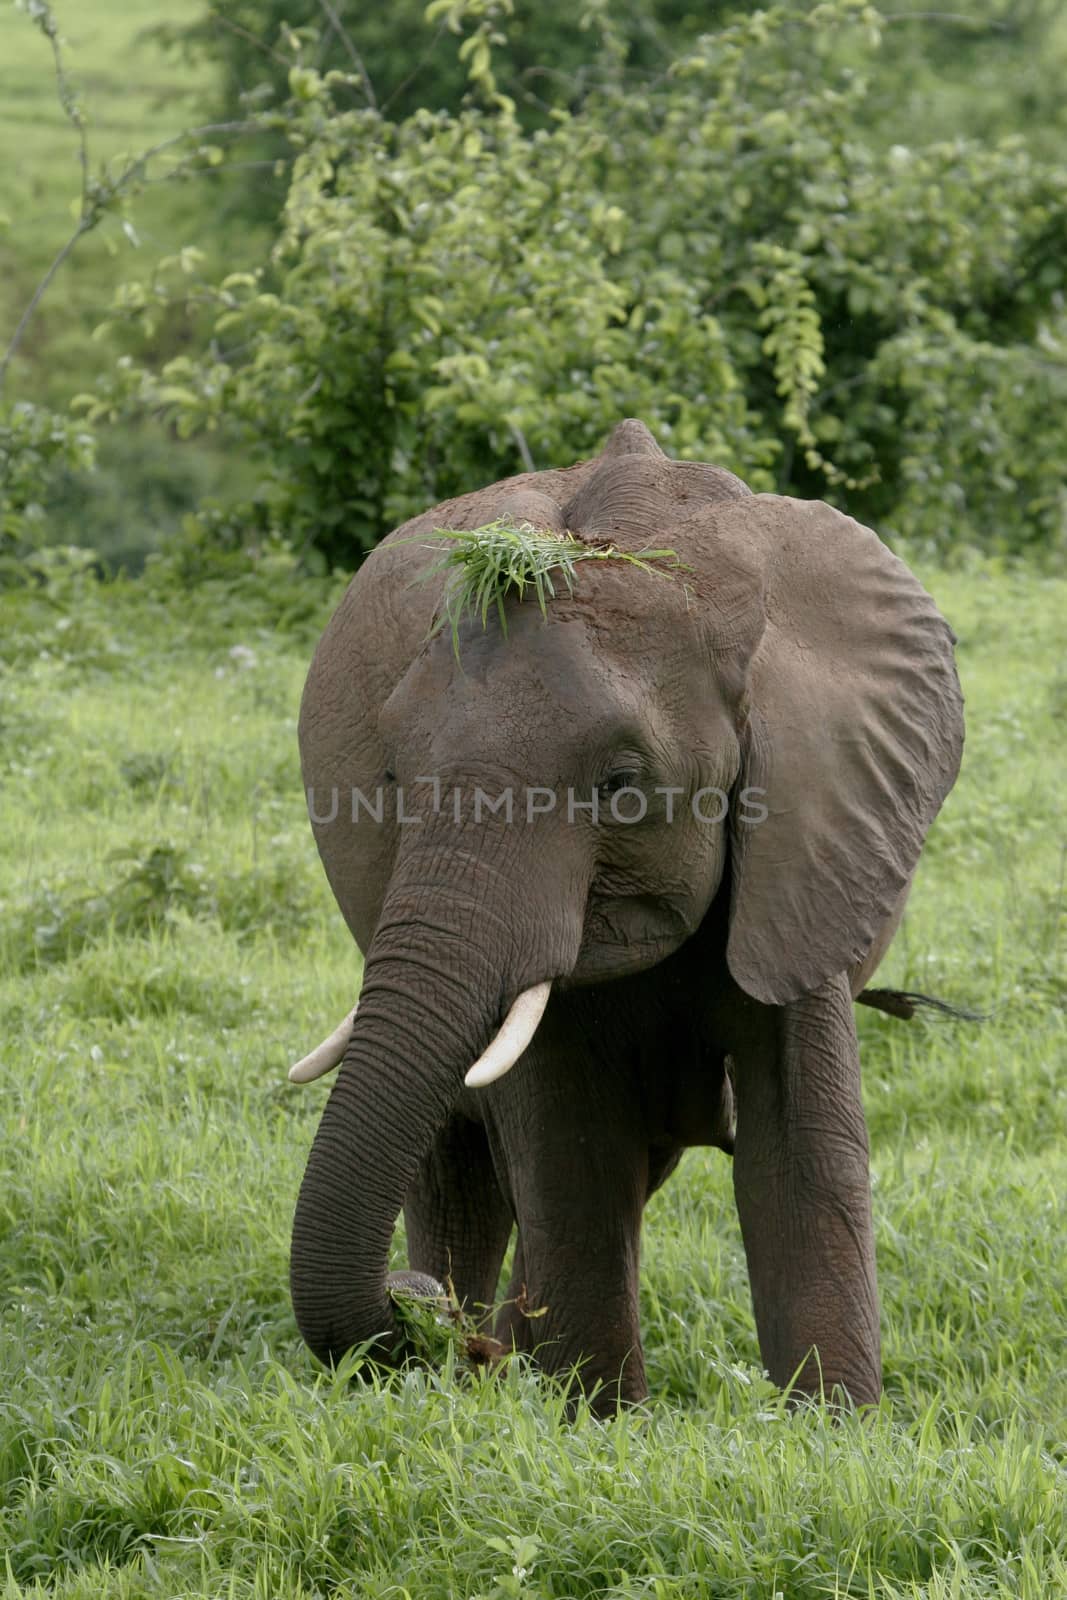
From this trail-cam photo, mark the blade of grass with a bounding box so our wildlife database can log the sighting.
[400,518,688,656]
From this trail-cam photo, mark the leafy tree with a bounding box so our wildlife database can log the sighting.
[155,0,725,127]
[859,0,1067,159]
[149,0,731,222]
[161,0,1067,153]
[82,1,1067,566]
[0,403,96,583]
[0,0,264,582]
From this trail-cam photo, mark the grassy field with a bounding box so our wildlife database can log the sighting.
[0,560,1064,1597]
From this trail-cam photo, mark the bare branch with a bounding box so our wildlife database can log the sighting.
[381,17,450,116]
[509,422,536,473]
[0,219,95,391]
[46,11,88,202]
[1,117,258,391]
[316,0,378,110]
[105,118,262,187]
[201,7,293,69]
[882,11,1012,29]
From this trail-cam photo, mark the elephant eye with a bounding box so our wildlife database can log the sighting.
[598,771,640,799]
[383,767,397,784]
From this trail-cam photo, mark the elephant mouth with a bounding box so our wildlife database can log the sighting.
[566,893,697,985]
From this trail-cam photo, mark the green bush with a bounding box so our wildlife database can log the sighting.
[86,1,1067,565]
[0,402,96,584]
[156,0,725,131]
[162,0,1067,154]
[41,425,262,575]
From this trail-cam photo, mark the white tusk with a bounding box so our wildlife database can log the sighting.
[288,1007,357,1084]
[464,982,551,1089]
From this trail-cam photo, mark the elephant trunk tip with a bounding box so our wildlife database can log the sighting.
[290,1279,401,1373]
[291,1268,451,1373]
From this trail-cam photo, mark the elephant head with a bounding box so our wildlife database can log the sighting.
[289,418,962,1373]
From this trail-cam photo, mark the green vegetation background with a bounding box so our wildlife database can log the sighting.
[1,3,1065,1595]
[0,0,260,569]
[5,0,1067,571]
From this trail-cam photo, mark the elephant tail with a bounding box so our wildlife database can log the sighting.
[856,987,988,1022]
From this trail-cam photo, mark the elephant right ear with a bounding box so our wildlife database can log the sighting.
[717,494,964,1007]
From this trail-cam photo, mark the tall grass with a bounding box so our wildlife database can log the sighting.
[0,561,1063,1597]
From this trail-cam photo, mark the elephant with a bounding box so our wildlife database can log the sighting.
[288,418,964,1413]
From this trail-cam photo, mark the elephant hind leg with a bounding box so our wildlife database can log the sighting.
[731,975,882,1407]
[403,1112,514,1322]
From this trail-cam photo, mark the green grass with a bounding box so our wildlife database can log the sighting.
[415,519,686,654]
[0,561,1064,1597]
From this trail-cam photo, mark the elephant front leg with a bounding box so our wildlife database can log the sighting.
[730,974,882,1407]
[496,1208,647,1414]
[488,1073,649,1415]
[403,1111,514,1322]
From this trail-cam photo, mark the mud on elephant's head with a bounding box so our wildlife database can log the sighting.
[289,418,962,1383]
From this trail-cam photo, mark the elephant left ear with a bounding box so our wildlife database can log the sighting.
[718,494,964,1007]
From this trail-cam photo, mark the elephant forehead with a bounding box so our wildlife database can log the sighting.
[380,612,658,771]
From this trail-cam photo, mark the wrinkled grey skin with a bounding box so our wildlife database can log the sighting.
[290,419,964,1412]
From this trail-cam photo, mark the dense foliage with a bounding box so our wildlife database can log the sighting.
[163,0,1067,153]
[0,402,95,581]
[156,0,723,130]
[85,0,1067,566]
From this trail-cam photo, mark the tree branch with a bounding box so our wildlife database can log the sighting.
[381,18,450,116]
[882,11,1012,30]
[509,422,536,473]
[317,0,378,109]
[0,221,95,391]
[31,1,91,212]
[202,7,293,69]
[1,119,258,392]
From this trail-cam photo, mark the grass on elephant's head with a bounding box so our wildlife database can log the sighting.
[413,518,687,654]
[0,559,1064,1597]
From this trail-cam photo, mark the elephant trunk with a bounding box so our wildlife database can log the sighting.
[290,828,582,1368]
